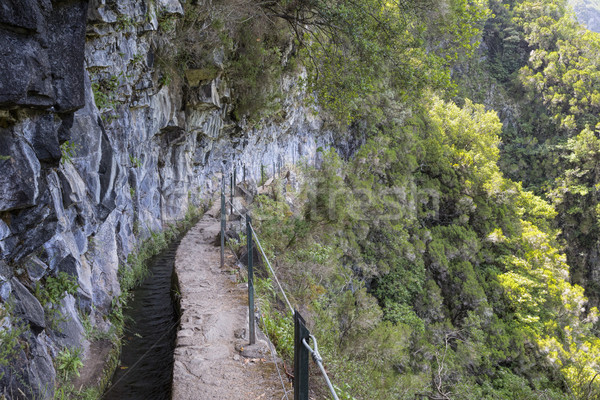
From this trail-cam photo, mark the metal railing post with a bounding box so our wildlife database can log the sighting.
[294,310,310,400]
[230,170,234,216]
[220,177,225,269]
[247,214,256,345]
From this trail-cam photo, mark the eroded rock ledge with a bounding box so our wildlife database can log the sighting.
[0,0,335,397]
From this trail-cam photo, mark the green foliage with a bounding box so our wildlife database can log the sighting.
[119,205,203,295]
[33,272,79,329]
[115,14,134,32]
[131,53,144,66]
[53,384,100,400]
[514,0,600,134]
[158,12,177,32]
[92,74,121,113]
[284,0,490,123]
[35,272,79,306]
[112,204,203,340]
[158,72,172,87]
[260,164,267,186]
[0,303,26,380]
[176,0,488,125]
[79,310,94,340]
[226,18,288,123]
[472,0,600,192]
[483,0,530,83]
[550,126,600,302]
[60,141,77,165]
[55,347,84,380]
[471,2,600,353]
[256,278,294,359]
[248,88,600,398]
[79,310,111,343]
[129,155,142,168]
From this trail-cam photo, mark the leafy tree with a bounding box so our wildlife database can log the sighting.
[259,0,489,123]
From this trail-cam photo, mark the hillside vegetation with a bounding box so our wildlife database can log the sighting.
[202,0,600,398]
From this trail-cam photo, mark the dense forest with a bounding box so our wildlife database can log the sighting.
[217,0,600,398]
[4,0,600,398]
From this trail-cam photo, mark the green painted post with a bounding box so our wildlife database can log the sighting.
[230,171,233,216]
[220,178,225,270]
[294,310,310,400]
[247,214,256,345]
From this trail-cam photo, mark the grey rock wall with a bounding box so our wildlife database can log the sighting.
[0,0,334,398]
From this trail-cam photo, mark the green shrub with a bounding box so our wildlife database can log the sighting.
[35,272,79,307]
[255,278,294,360]
[60,142,77,165]
[91,74,121,112]
[0,303,26,380]
[129,155,142,168]
[115,14,134,32]
[55,347,83,380]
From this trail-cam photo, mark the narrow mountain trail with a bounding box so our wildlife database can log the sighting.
[171,205,291,399]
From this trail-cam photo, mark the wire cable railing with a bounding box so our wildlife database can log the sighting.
[249,224,295,316]
[222,221,292,400]
[221,174,340,400]
[302,335,340,400]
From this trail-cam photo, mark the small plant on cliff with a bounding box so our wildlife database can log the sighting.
[158,9,177,32]
[0,303,26,380]
[131,53,144,66]
[34,272,79,329]
[91,74,121,113]
[35,272,79,305]
[115,14,134,32]
[158,72,172,87]
[129,155,142,168]
[53,383,99,400]
[60,141,77,165]
[55,347,84,380]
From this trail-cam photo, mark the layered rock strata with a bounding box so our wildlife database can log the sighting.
[0,1,332,397]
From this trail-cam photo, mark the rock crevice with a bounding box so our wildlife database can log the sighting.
[0,0,334,397]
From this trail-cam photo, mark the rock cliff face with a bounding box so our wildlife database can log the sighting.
[0,1,333,397]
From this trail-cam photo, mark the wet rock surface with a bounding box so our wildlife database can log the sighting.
[103,241,180,400]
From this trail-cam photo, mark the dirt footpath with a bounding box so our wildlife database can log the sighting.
[172,207,290,400]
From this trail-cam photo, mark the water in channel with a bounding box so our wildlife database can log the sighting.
[103,240,180,400]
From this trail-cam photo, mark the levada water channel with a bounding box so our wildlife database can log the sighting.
[103,240,180,400]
